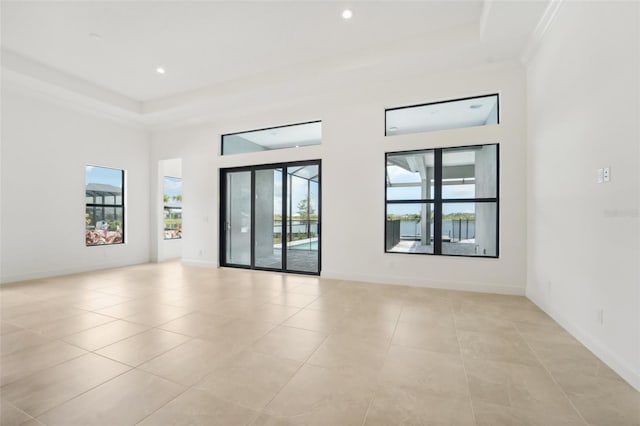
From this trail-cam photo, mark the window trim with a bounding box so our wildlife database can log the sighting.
[384,93,500,137]
[221,120,322,156]
[384,143,499,258]
[85,165,125,247]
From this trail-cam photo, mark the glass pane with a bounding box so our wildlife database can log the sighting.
[255,168,283,269]
[85,206,123,246]
[223,121,321,155]
[163,176,183,240]
[386,203,434,254]
[386,94,498,136]
[386,150,435,201]
[225,171,251,265]
[441,202,497,256]
[286,165,319,273]
[442,144,497,199]
[85,165,123,205]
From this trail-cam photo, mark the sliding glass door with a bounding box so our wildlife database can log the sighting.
[221,160,321,275]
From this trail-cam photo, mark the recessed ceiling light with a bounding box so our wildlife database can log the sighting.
[342,9,353,20]
[470,104,482,109]
[295,145,300,148]
[156,67,166,75]
[89,32,102,40]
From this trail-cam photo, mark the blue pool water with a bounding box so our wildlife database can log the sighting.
[289,240,319,250]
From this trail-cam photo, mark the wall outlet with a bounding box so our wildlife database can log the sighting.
[198,249,203,256]
[597,308,604,325]
[603,167,610,182]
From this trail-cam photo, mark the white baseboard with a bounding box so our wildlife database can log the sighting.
[320,270,525,295]
[0,258,150,285]
[527,289,640,391]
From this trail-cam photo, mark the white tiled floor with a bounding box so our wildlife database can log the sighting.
[0,261,638,425]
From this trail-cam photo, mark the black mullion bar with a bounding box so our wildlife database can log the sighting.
[219,170,226,266]
[441,198,498,203]
[250,170,256,269]
[282,166,288,272]
[434,149,443,255]
[121,169,125,243]
[386,199,435,204]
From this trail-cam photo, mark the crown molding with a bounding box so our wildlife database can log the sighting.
[520,0,565,64]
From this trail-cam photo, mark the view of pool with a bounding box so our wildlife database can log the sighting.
[289,240,319,250]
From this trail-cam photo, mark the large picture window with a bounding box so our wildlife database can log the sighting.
[85,165,124,246]
[163,176,182,240]
[385,144,498,257]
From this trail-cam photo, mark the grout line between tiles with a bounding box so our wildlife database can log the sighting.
[513,325,590,425]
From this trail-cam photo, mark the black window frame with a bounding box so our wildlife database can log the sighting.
[219,159,322,276]
[85,165,125,246]
[221,120,322,156]
[385,93,500,136]
[384,143,499,258]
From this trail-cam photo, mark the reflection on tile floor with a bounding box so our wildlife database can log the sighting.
[0,261,638,425]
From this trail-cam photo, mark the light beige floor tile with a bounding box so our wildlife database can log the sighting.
[96,328,191,366]
[138,388,258,426]
[529,340,607,378]
[454,312,517,334]
[249,412,297,426]
[62,320,149,351]
[0,400,32,426]
[7,306,85,330]
[0,340,86,386]
[269,292,318,308]
[123,305,193,327]
[553,373,640,426]
[28,312,116,339]
[240,303,301,323]
[399,304,455,329]
[331,315,397,345]
[0,322,23,336]
[37,369,184,426]
[1,353,130,417]
[195,350,301,411]
[252,326,326,362]
[464,358,579,418]
[379,345,469,400]
[472,401,586,426]
[199,318,277,353]
[264,364,376,425]
[307,334,389,374]
[392,320,460,354]
[139,338,235,386]
[71,294,131,311]
[0,329,51,357]
[364,389,475,426]
[94,299,156,318]
[281,308,346,333]
[157,311,232,337]
[457,329,540,366]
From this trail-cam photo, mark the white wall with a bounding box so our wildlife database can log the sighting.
[152,61,528,295]
[526,1,639,389]
[156,158,182,261]
[0,88,150,282]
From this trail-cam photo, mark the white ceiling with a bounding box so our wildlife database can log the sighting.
[0,0,555,125]
[1,1,483,102]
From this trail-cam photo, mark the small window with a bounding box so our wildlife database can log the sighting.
[85,165,124,246]
[222,121,321,155]
[386,94,499,136]
[385,144,498,257]
[163,176,182,240]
